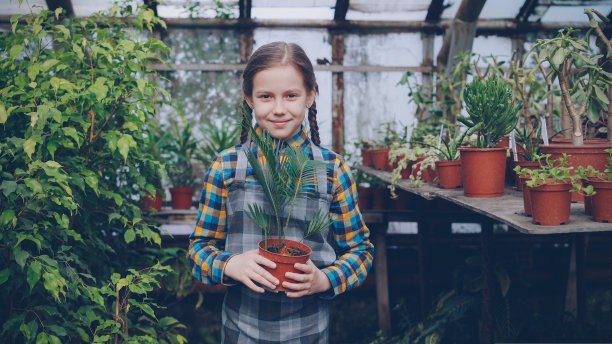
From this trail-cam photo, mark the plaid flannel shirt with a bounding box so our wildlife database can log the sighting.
[187,125,374,297]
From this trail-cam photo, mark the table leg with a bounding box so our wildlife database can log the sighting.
[480,221,494,344]
[373,224,392,338]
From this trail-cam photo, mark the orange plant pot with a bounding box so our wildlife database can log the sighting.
[520,177,532,217]
[361,148,373,167]
[529,183,572,226]
[357,186,372,210]
[513,160,540,191]
[460,147,507,198]
[142,190,163,212]
[258,238,312,293]
[435,160,462,189]
[370,148,391,171]
[169,187,195,209]
[590,180,612,223]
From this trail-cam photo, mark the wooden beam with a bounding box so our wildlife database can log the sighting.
[45,0,74,17]
[425,0,446,22]
[437,0,487,74]
[331,32,345,154]
[147,63,432,73]
[238,0,251,19]
[516,0,539,22]
[334,0,349,21]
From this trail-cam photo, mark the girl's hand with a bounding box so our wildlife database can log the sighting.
[224,249,279,293]
[283,260,332,298]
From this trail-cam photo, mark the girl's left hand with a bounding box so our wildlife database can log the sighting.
[283,260,331,298]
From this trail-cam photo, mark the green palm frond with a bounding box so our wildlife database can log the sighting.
[303,210,336,241]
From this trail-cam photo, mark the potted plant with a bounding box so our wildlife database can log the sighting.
[242,123,335,292]
[524,154,578,226]
[164,120,199,209]
[388,135,437,194]
[141,126,171,212]
[512,125,543,191]
[575,149,612,222]
[370,122,408,171]
[528,24,612,203]
[458,76,521,197]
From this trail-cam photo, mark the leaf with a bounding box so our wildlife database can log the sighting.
[9,45,23,59]
[88,81,108,101]
[48,334,61,344]
[0,103,7,124]
[35,332,49,344]
[25,178,43,194]
[551,47,566,68]
[62,127,81,147]
[586,99,601,124]
[45,160,62,168]
[117,134,136,163]
[23,138,36,159]
[0,269,10,286]
[0,209,15,226]
[13,246,29,269]
[137,79,147,95]
[27,260,42,290]
[0,180,18,197]
[593,85,609,105]
[84,173,99,194]
[46,325,67,337]
[124,229,136,243]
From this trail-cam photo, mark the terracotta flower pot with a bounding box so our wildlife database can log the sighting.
[169,187,195,209]
[357,186,372,210]
[513,160,540,191]
[540,142,612,202]
[142,190,163,212]
[258,238,312,293]
[370,148,391,171]
[361,148,373,167]
[583,179,593,215]
[435,160,462,189]
[371,187,387,210]
[529,182,572,226]
[459,147,507,198]
[590,179,612,223]
[520,176,532,217]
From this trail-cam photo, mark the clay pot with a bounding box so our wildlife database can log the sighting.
[540,141,612,202]
[459,147,508,198]
[583,179,593,215]
[435,160,462,189]
[529,182,572,226]
[142,190,163,212]
[258,238,312,293]
[519,176,532,217]
[513,160,541,191]
[361,148,373,167]
[590,179,612,223]
[371,187,387,210]
[169,187,196,209]
[390,188,412,210]
[370,148,391,171]
[357,186,372,210]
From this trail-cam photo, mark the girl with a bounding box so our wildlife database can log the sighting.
[188,41,374,343]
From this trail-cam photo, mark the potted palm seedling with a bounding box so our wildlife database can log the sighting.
[243,120,335,292]
[459,76,521,197]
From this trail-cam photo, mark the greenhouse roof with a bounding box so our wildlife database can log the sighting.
[3,0,612,24]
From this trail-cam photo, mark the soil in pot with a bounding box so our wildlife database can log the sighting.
[460,147,507,198]
[435,160,462,189]
[540,142,612,202]
[170,187,196,209]
[590,179,612,223]
[258,238,312,293]
[529,183,572,226]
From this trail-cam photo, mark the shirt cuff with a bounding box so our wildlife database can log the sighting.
[212,252,237,285]
[320,266,344,299]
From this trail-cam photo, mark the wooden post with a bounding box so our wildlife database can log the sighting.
[479,220,494,344]
[373,223,392,338]
[331,31,345,154]
[420,33,435,123]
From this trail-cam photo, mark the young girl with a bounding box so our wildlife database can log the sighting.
[188,41,374,343]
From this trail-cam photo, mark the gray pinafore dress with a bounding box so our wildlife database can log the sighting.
[222,143,337,344]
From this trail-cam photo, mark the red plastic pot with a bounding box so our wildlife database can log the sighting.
[590,179,612,223]
[361,148,373,167]
[529,182,572,226]
[513,160,540,191]
[435,160,462,189]
[258,238,312,293]
[370,148,391,171]
[540,142,612,202]
[520,176,532,217]
[142,190,163,212]
[169,187,196,209]
[459,147,508,198]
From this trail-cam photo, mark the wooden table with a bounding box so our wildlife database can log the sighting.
[355,165,612,343]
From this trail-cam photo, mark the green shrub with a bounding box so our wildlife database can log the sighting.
[0,3,185,343]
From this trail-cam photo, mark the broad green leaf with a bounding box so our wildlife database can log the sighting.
[62,127,81,147]
[9,45,23,59]
[46,325,67,337]
[45,160,62,168]
[117,134,136,162]
[593,85,609,105]
[36,332,49,344]
[111,273,121,284]
[587,99,601,124]
[0,209,15,226]
[84,174,99,194]
[25,178,43,194]
[41,59,59,72]
[89,79,108,101]
[23,138,36,159]
[28,64,39,81]
[136,79,147,95]
[54,7,62,19]
[76,328,89,342]
[0,103,7,124]
[48,334,61,344]
[27,111,39,127]
[27,260,42,290]
[0,269,10,286]
[124,229,136,243]
[112,193,123,206]
[13,246,29,269]
[20,323,31,341]
[116,277,129,292]
[551,47,566,68]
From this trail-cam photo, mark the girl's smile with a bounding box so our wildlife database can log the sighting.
[246,64,315,140]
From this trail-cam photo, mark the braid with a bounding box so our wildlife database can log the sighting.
[240,100,251,144]
[308,100,320,146]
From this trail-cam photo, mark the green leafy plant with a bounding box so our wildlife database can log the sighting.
[195,116,241,171]
[388,136,438,191]
[516,154,578,189]
[163,119,199,188]
[460,77,522,148]
[0,3,186,343]
[242,115,334,253]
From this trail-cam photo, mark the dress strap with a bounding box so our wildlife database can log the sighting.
[235,144,249,182]
[311,144,327,193]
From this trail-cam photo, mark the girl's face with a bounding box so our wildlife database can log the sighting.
[246,64,315,140]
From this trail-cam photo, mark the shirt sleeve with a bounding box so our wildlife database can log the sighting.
[187,154,236,285]
[320,157,374,297]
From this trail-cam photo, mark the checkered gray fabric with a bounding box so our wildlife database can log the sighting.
[221,144,334,343]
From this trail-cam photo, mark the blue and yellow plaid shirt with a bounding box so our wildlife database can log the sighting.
[187,125,374,297]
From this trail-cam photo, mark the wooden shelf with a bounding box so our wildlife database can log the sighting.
[356,165,612,235]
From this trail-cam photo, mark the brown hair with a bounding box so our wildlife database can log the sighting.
[240,41,321,146]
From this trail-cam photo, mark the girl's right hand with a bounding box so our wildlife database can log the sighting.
[223,249,279,293]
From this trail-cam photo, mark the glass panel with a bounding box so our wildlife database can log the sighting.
[539,5,612,22]
[164,28,241,64]
[251,7,334,20]
[3,0,48,15]
[345,33,423,66]
[472,35,513,61]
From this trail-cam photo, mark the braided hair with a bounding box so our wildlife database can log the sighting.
[240,41,320,145]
